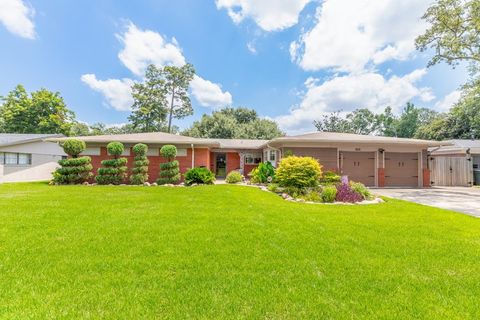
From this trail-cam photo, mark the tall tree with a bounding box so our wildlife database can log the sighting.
[183,107,284,139]
[0,85,75,135]
[164,64,195,133]
[313,111,352,133]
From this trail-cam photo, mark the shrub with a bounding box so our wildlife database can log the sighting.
[267,183,283,193]
[299,190,321,202]
[249,161,275,184]
[320,171,341,185]
[321,185,337,203]
[130,143,149,185]
[158,145,180,185]
[107,141,124,157]
[335,183,363,203]
[276,156,322,189]
[52,156,93,184]
[226,170,243,184]
[350,181,373,200]
[61,139,86,157]
[184,167,215,186]
[96,142,128,185]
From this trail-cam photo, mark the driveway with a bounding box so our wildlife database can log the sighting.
[374,187,480,217]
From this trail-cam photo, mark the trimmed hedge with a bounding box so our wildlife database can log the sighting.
[52,156,93,184]
[276,156,322,189]
[130,143,149,185]
[62,139,86,157]
[96,142,128,185]
[157,145,180,185]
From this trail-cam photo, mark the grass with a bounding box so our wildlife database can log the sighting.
[0,182,479,319]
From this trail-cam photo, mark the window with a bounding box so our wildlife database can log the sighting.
[177,148,187,157]
[80,147,101,156]
[146,148,159,156]
[0,152,32,165]
[269,150,276,162]
[245,153,262,165]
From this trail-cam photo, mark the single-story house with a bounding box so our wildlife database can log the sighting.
[429,139,480,186]
[49,131,446,187]
[0,134,66,183]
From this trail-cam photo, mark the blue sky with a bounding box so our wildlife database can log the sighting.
[0,0,469,134]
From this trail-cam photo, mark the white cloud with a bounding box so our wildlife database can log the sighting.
[246,41,257,54]
[434,90,462,112]
[80,74,134,111]
[276,69,433,132]
[216,0,311,31]
[190,75,233,109]
[291,0,430,72]
[0,0,35,39]
[116,22,186,76]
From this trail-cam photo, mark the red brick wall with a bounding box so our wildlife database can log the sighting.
[226,152,240,174]
[377,168,385,187]
[88,146,210,183]
[422,168,430,187]
[244,164,257,176]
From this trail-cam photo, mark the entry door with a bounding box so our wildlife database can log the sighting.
[341,152,375,186]
[215,153,227,177]
[385,152,419,187]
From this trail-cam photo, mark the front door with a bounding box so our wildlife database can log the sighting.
[215,153,227,177]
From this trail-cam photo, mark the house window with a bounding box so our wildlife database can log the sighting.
[80,147,101,156]
[269,150,276,162]
[177,148,187,157]
[0,152,32,165]
[245,153,262,165]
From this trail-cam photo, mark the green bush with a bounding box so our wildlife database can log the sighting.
[349,181,373,200]
[320,171,341,185]
[96,142,128,185]
[276,156,322,190]
[107,142,124,157]
[61,139,86,157]
[299,190,321,202]
[130,143,149,185]
[249,161,275,183]
[184,167,215,186]
[321,185,337,203]
[158,145,180,185]
[226,170,243,184]
[52,156,93,184]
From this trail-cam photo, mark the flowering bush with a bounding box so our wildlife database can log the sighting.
[335,183,363,203]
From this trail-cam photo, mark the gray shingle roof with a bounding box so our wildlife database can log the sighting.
[0,133,63,147]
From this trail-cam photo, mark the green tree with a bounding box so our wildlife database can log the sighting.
[313,111,352,133]
[415,0,480,77]
[164,64,195,133]
[346,108,379,135]
[0,85,74,135]
[183,107,283,139]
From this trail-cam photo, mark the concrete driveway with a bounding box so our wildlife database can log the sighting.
[374,187,480,217]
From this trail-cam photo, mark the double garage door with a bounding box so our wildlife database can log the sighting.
[342,151,419,187]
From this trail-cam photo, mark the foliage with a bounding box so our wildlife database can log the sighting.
[321,185,337,203]
[276,156,322,189]
[61,139,86,157]
[52,156,93,184]
[71,122,145,136]
[184,167,215,186]
[249,161,275,184]
[128,63,195,133]
[0,85,75,135]
[283,150,294,157]
[335,183,363,203]
[225,170,244,184]
[349,182,373,200]
[320,171,341,185]
[299,190,322,202]
[266,183,283,193]
[96,142,128,185]
[130,143,149,185]
[107,142,124,157]
[158,145,180,185]
[183,107,284,139]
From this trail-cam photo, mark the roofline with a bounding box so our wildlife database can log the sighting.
[46,136,221,147]
[0,134,64,148]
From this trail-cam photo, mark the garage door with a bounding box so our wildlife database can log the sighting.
[385,152,419,187]
[341,152,375,186]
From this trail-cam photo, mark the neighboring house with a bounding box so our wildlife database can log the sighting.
[49,131,445,187]
[429,140,480,186]
[0,134,66,183]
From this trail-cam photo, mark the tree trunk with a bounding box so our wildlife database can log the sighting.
[168,88,175,133]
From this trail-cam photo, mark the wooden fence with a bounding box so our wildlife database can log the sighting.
[429,155,473,187]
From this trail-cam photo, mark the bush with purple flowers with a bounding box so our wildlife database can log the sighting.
[335,183,363,203]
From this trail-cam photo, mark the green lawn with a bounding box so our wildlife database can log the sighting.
[0,183,479,319]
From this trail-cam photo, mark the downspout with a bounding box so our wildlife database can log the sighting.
[191,144,195,168]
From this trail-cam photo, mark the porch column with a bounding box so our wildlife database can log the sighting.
[239,152,245,174]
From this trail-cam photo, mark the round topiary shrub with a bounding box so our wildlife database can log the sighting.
[184,167,215,186]
[130,143,149,185]
[226,170,243,184]
[276,156,322,190]
[52,138,92,184]
[62,139,86,158]
[157,145,180,185]
[96,141,128,185]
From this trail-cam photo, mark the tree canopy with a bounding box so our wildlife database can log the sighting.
[182,107,284,139]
